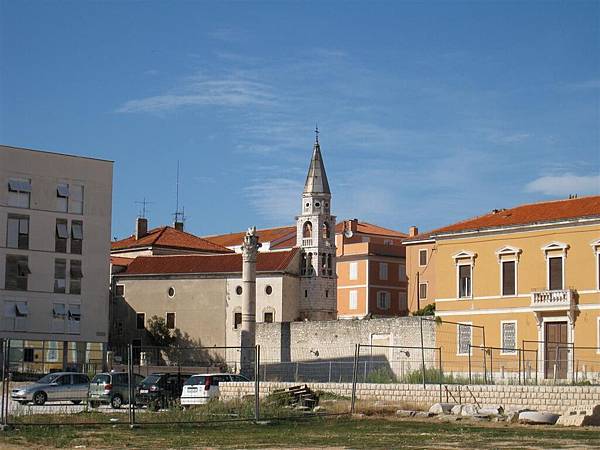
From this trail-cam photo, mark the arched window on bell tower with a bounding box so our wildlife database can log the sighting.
[322,222,330,239]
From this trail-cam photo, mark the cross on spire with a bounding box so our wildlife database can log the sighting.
[315,123,319,144]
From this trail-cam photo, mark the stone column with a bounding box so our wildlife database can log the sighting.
[240,227,260,377]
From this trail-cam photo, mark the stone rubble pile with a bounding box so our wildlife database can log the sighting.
[393,402,600,427]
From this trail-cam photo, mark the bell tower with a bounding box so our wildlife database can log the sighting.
[296,127,337,320]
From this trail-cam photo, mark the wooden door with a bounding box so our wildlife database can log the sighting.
[544,321,568,379]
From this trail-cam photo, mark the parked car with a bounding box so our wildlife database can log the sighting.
[135,372,187,411]
[11,372,90,406]
[180,373,249,407]
[88,372,145,409]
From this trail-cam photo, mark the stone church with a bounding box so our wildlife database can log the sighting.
[109,134,337,351]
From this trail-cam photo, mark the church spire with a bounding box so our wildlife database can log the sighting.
[303,127,331,195]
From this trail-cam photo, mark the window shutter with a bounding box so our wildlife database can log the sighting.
[549,257,563,290]
[502,261,516,295]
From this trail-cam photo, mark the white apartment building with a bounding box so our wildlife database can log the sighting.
[0,145,113,373]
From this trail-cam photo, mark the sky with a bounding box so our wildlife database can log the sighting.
[1,1,599,240]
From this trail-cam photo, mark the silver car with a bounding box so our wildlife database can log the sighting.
[11,372,90,405]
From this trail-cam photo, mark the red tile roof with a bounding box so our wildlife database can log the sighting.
[335,221,407,238]
[204,226,296,248]
[405,195,600,242]
[111,226,233,254]
[110,256,134,267]
[122,248,299,276]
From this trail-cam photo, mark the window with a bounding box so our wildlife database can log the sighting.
[384,239,393,246]
[458,264,472,298]
[325,289,329,298]
[322,222,330,239]
[379,262,388,280]
[23,348,34,362]
[304,289,308,298]
[399,264,406,281]
[57,183,69,212]
[68,184,84,214]
[419,283,428,300]
[53,303,66,332]
[377,291,391,310]
[302,221,312,238]
[457,323,472,355]
[349,262,358,280]
[265,285,273,295]
[68,304,81,333]
[548,257,563,290]
[501,321,517,354]
[264,312,274,323]
[2,301,28,331]
[501,260,516,296]
[399,291,408,311]
[166,312,176,329]
[115,285,125,296]
[168,287,175,298]
[54,259,66,293]
[234,312,242,329]
[236,285,243,295]
[5,255,30,290]
[55,219,68,253]
[136,313,145,329]
[419,249,428,266]
[46,341,59,363]
[69,260,82,294]
[70,221,83,255]
[349,290,358,310]
[8,178,31,208]
[6,215,29,249]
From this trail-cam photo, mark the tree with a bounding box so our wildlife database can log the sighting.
[412,303,435,316]
[146,315,175,347]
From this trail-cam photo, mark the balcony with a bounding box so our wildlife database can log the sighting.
[302,238,313,247]
[530,289,575,312]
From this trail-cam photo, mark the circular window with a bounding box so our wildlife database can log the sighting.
[315,202,320,207]
[305,202,310,207]
[265,285,273,295]
[236,286,243,295]
[168,287,175,298]
[325,202,329,208]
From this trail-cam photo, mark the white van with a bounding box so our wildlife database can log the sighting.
[180,373,248,407]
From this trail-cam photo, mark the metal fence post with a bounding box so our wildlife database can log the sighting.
[489,348,493,384]
[438,347,443,403]
[419,318,426,388]
[483,347,488,384]
[1,339,5,427]
[535,349,539,385]
[468,345,472,384]
[254,345,260,422]
[350,344,359,414]
[3,340,10,428]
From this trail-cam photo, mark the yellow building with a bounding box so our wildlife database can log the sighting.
[405,196,600,382]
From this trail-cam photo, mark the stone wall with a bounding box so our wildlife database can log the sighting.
[220,381,600,414]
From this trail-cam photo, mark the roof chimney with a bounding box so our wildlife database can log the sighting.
[135,217,148,240]
[348,219,358,233]
[409,226,418,237]
[174,221,184,232]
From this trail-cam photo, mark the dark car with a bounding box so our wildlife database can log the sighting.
[135,373,186,411]
[89,372,145,409]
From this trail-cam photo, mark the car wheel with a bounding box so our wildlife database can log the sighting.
[71,400,82,405]
[110,395,123,409]
[33,391,47,406]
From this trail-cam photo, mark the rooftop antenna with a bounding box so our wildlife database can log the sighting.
[134,197,153,218]
[173,161,186,224]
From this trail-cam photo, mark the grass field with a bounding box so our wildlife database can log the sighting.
[2,415,600,449]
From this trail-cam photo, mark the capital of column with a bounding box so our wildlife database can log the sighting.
[241,226,261,262]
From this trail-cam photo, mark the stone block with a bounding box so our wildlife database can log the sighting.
[519,411,560,425]
[429,402,456,415]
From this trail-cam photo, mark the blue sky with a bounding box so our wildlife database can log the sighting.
[1,1,598,239]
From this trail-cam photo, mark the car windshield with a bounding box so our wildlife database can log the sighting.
[37,373,62,384]
[141,374,162,386]
[91,374,111,384]
[184,375,206,386]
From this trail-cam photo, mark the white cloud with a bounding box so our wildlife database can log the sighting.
[565,79,600,90]
[243,177,302,223]
[116,76,275,113]
[525,173,600,196]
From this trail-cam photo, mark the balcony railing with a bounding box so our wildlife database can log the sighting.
[531,289,574,310]
[302,238,313,247]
